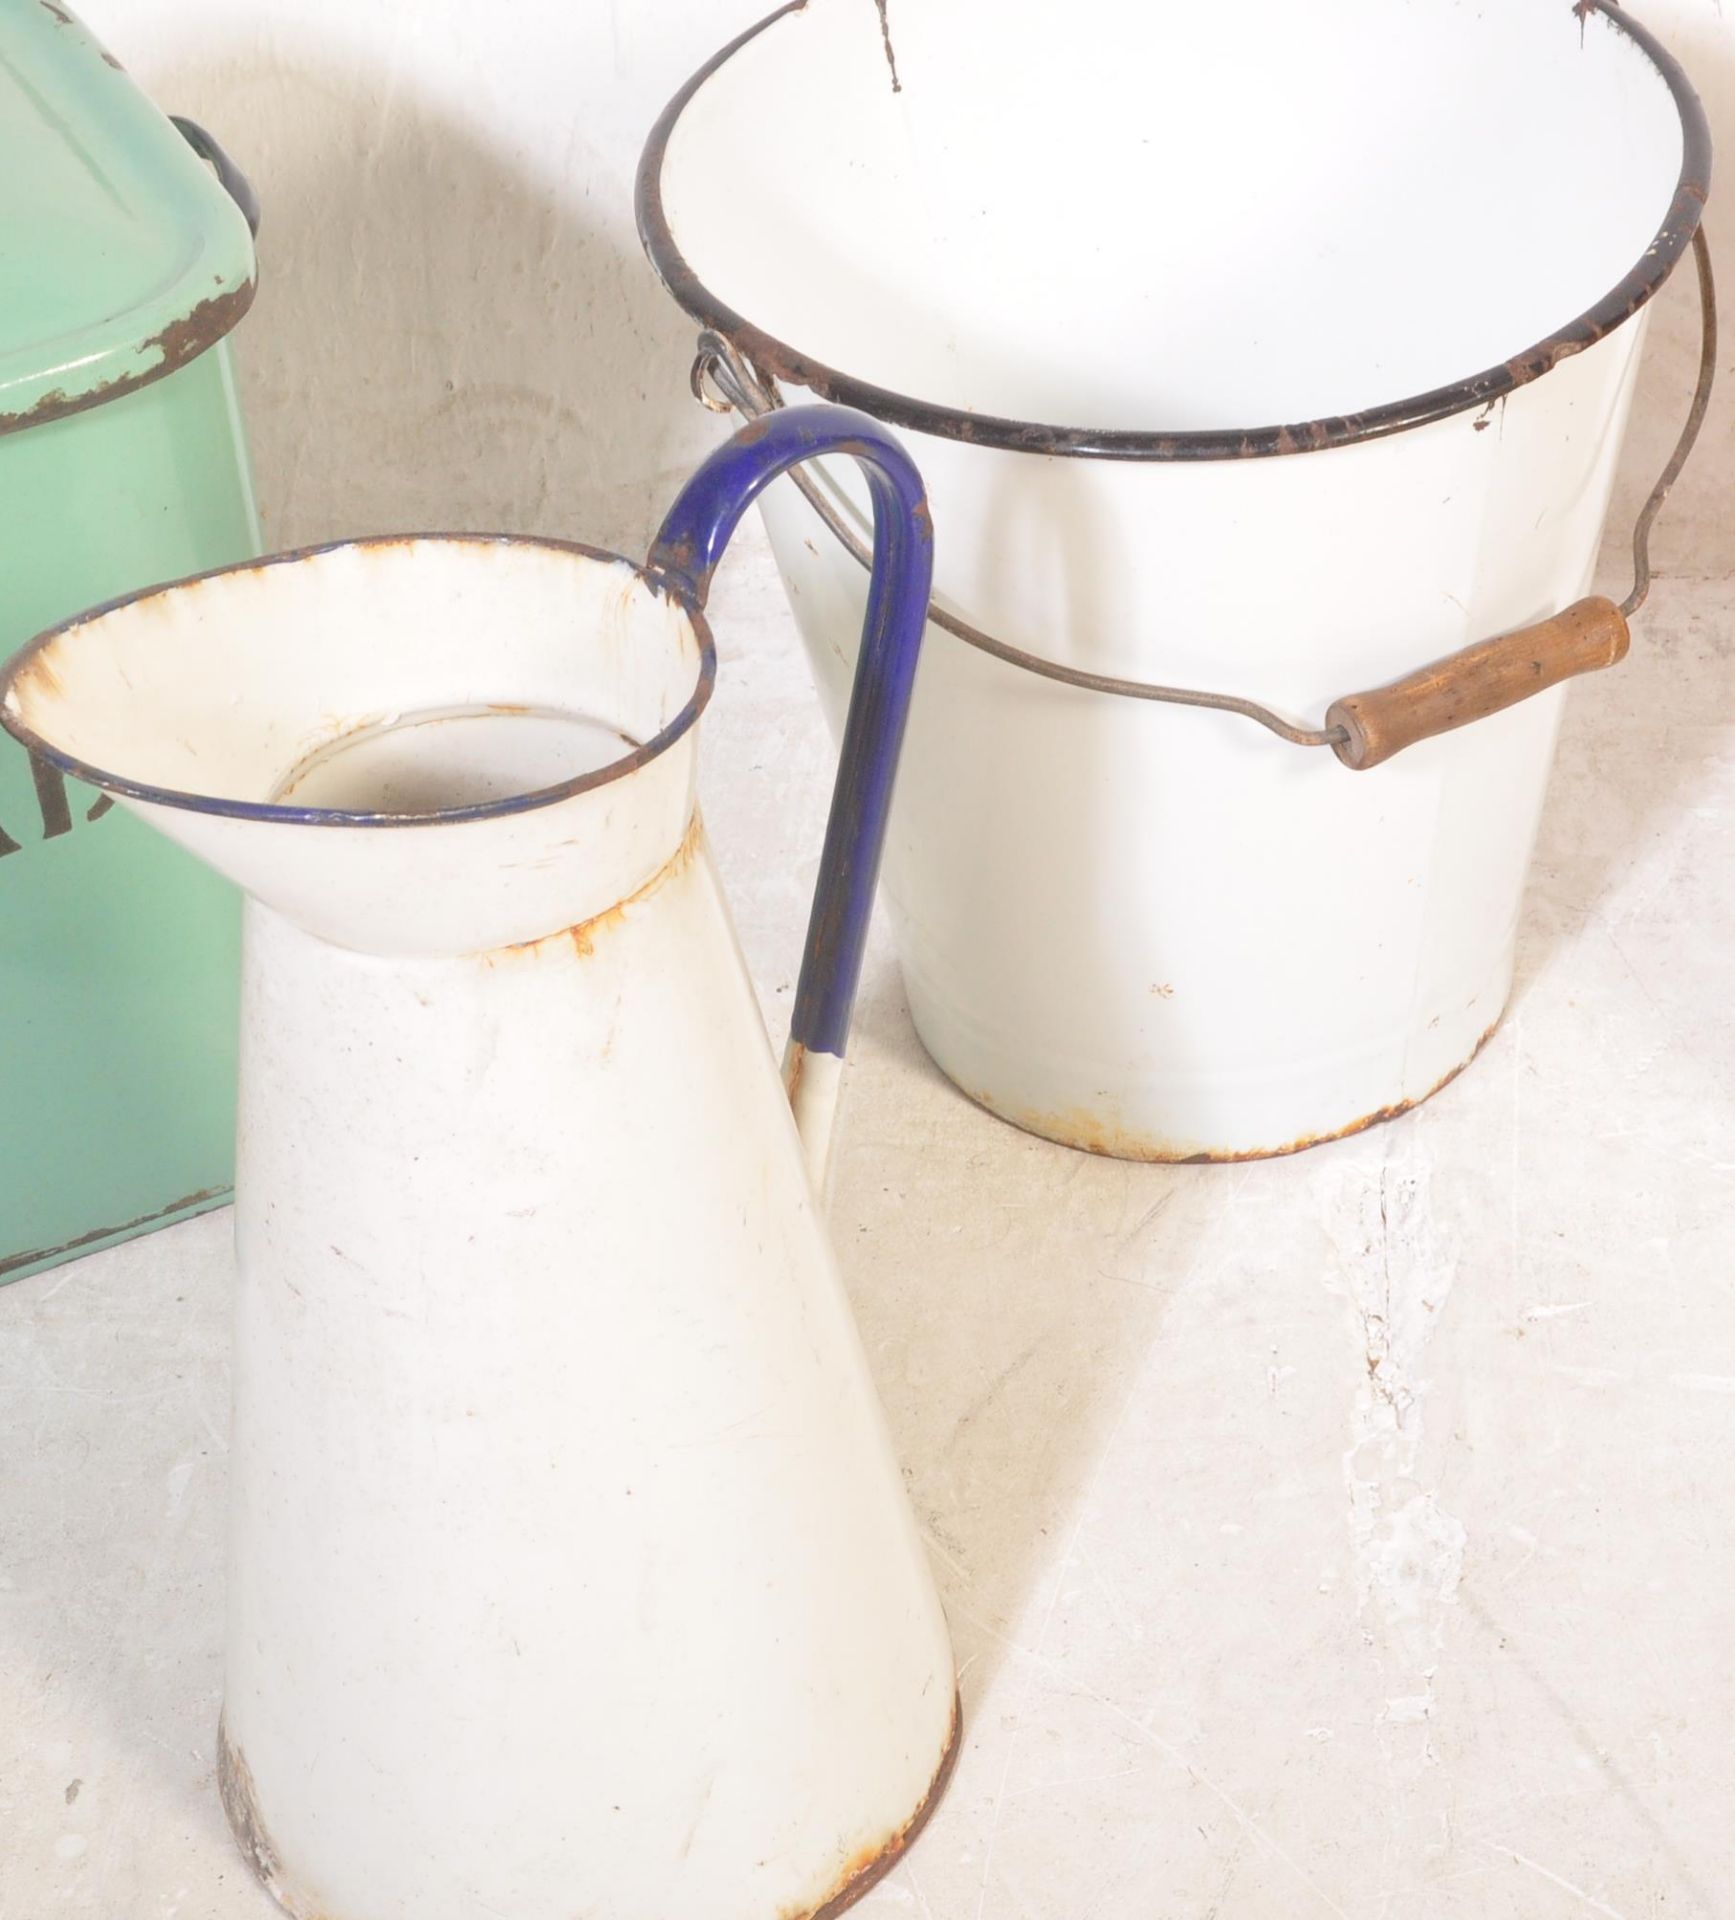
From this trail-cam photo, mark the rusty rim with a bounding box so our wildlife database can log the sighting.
[637,0,1712,462]
[218,1695,965,1920]
[0,533,718,830]
[949,1019,1504,1164]
[0,116,260,439]
[808,1693,963,1920]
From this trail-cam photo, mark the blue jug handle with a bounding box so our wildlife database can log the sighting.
[647,404,933,1185]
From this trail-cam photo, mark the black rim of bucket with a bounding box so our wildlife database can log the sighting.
[637,0,1712,463]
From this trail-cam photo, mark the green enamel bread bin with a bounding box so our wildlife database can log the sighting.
[0,0,260,1282]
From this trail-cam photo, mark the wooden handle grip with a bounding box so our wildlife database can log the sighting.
[1327,596,1630,771]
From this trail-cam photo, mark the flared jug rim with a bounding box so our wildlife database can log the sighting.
[636,0,1712,463]
[0,532,718,829]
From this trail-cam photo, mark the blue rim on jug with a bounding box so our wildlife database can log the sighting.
[0,532,721,829]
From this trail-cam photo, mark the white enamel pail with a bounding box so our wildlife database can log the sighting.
[639,0,1713,1159]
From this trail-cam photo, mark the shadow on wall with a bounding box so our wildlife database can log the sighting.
[147,46,722,559]
[147,11,1735,630]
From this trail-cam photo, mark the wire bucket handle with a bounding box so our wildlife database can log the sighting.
[692,229,1716,771]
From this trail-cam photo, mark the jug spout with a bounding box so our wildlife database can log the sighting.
[0,537,711,956]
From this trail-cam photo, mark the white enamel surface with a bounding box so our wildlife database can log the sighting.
[760,325,1648,1154]
[274,708,637,811]
[655,0,1680,1154]
[224,851,954,1920]
[662,0,1685,430]
[3,541,705,955]
[2,536,955,1916]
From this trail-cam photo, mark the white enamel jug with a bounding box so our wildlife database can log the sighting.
[0,407,958,1920]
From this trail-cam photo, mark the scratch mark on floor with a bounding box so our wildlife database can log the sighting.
[944,1601,1351,1920]
[1480,1840,1632,1919]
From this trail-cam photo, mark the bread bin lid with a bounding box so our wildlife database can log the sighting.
[0,0,256,435]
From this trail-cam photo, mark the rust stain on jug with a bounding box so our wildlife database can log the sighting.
[801,1692,962,1920]
[490,814,704,965]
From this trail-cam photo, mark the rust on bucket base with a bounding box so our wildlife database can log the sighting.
[218,1695,964,1920]
[217,1720,330,1920]
[949,1021,1502,1166]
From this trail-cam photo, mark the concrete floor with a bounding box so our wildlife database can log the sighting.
[2,524,1731,1919]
